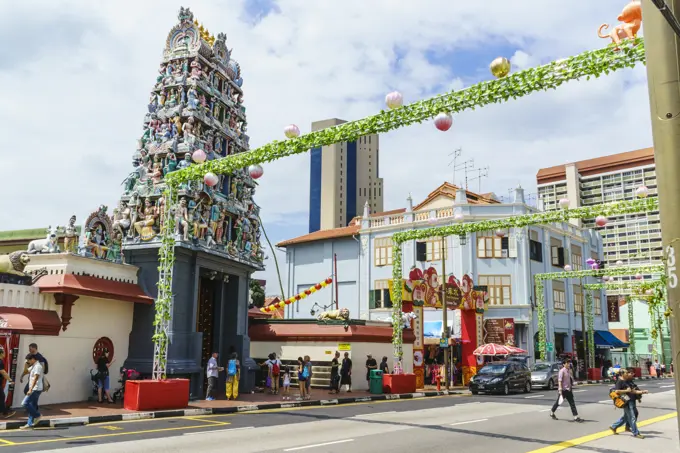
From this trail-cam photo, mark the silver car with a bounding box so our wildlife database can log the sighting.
[531,362,561,390]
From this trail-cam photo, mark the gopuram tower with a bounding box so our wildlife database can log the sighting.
[117,7,263,396]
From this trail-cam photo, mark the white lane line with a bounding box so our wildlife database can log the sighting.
[352,411,397,418]
[598,400,612,403]
[572,390,586,393]
[660,385,675,388]
[184,426,254,436]
[449,418,488,426]
[539,409,551,412]
[284,439,354,451]
[525,394,545,398]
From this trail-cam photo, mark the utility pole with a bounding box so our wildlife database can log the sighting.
[641,0,680,438]
[441,236,450,390]
[580,278,587,381]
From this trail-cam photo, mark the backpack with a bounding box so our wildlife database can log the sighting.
[272,361,280,375]
[301,365,310,379]
[609,387,628,409]
[227,360,237,376]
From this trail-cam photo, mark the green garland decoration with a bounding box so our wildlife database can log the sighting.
[627,295,636,357]
[391,244,404,363]
[152,183,178,379]
[163,39,645,186]
[582,280,664,291]
[536,280,547,361]
[393,198,657,243]
[585,292,595,369]
[154,38,648,374]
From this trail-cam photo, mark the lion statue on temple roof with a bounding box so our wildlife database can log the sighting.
[317,307,350,323]
[0,251,30,276]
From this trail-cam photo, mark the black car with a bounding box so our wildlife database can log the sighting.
[469,361,532,395]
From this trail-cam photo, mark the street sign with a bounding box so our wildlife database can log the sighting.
[546,342,554,352]
[338,343,351,351]
[439,338,448,348]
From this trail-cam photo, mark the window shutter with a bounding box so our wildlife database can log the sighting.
[501,237,509,251]
[416,242,427,261]
[369,290,376,309]
[384,289,392,308]
[558,247,565,267]
[508,234,518,258]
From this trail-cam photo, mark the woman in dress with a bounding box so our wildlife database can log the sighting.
[340,352,352,393]
[329,352,340,394]
[296,357,307,401]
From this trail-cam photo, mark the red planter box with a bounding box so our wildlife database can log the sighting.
[587,368,602,381]
[124,379,190,411]
[383,373,417,394]
[633,367,642,378]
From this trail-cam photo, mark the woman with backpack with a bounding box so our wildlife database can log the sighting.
[225,352,240,400]
[296,357,307,401]
[96,349,115,404]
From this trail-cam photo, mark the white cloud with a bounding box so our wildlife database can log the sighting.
[0,0,653,293]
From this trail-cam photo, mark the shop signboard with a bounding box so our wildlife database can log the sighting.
[607,296,621,322]
[484,318,515,345]
[338,343,351,351]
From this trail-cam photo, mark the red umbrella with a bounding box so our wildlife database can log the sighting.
[473,343,511,356]
[505,345,528,355]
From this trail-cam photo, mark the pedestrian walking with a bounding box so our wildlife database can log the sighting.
[20,354,43,429]
[281,366,291,401]
[20,343,48,412]
[654,359,661,379]
[205,351,222,401]
[225,352,240,400]
[329,352,340,394]
[0,350,15,419]
[340,352,352,393]
[550,359,583,422]
[610,367,647,438]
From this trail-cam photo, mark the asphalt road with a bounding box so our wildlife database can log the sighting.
[0,381,676,452]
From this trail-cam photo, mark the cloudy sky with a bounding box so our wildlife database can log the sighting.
[0,0,653,293]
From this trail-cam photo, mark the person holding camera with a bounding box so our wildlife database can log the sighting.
[96,348,115,404]
[610,367,647,438]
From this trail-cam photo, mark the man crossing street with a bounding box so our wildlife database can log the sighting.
[550,359,583,422]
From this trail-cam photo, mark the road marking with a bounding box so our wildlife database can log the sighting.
[283,439,354,451]
[660,385,675,388]
[0,439,14,446]
[352,411,396,418]
[449,418,488,426]
[597,400,611,403]
[184,417,230,426]
[99,425,124,431]
[525,394,545,398]
[539,409,551,412]
[524,412,677,453]
[572,390,586,393]
[183,426,253,436]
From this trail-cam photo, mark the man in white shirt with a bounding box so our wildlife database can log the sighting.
[206,352,223,401]
[20,354,43,429]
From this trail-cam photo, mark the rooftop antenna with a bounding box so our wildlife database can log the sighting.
[448,148,463,185]
[460,160,476,190]
[468,166,489,193]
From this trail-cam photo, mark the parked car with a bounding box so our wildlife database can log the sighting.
[531,362,561,390]
[507,355,532,368]
[469,361,532,395]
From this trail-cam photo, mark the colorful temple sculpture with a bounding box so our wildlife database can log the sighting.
[120,8,264,396]
[117,7,263,266]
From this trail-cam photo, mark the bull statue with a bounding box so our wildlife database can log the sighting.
[317,307,350,324]
[27,226,61,254]
[400,311,418,329]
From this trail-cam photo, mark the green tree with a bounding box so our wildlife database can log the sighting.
[250,279,265,308]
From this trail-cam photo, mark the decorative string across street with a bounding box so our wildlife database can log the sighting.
[152,5,649,377]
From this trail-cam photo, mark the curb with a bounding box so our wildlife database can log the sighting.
[0,390,462,431]
[576,376,672,386]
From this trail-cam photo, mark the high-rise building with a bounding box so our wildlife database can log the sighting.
[537,148,660,291]
[308,118,384,233]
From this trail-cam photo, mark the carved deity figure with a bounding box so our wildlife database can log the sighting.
[215,208,227,244]
[187,86,199,110]
[175,198,190,241]
[134,199,157,241]
[113,200,131,237]
[177,152,192,170]
[164,152,178,175]
[63,215,78,253]
[190,60,202,80]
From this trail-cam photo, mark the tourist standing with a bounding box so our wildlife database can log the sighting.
[267,353,282,395]
[303,355,313,400]
[225,352,240,400]
[550,359,583,422]
[206,351,222,401]
[365,354,378,384]
[329,352,340,394]
[0,350,15,418]
[296,357,307,401]
[655,359,662,379]
[341,352,352,393]
[96,349,115,403]
[610,368,647,438]
[281,366,291,401]
[20,354,43,429]
[379,356,389,374]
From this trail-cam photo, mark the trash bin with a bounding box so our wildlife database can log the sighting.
[369,370,384,394]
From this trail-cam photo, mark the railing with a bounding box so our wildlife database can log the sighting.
[0,284,52,310]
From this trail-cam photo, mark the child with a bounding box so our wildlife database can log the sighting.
[282,366,291,400]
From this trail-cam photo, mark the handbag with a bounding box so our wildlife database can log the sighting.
[266,376,272,387]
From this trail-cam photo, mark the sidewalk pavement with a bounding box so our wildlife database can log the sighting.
[560,416,680,452]
[0,388,463,430]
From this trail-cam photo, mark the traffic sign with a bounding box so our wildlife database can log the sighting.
[546,342,554,352]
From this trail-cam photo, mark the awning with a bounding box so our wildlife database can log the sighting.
[0,314,33,331]
[36,274,153,304]
[594,330,629,349]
